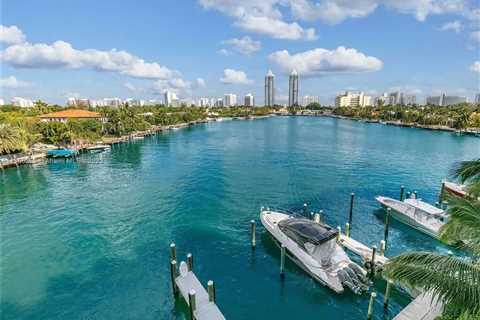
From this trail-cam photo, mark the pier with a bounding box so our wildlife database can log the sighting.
[393,291,443,320]
[169,244,225,320]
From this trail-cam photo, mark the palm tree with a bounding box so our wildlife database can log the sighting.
[0,123,27,154]
[383,159,480,318]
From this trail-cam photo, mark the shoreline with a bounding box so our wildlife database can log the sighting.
[1,112,477,170]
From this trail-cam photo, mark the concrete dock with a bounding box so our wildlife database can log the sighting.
[393,291,443,320]
[175,271,225,320]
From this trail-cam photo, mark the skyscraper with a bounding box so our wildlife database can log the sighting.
[244,94,255,107]
[288,69,299,107]
[224,93,237,107]
[264,70,275,107]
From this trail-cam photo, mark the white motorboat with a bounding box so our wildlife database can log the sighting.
[86,144,110,152]
[443,181,467,198]
[260,209,369,294]
[375,195,448,239]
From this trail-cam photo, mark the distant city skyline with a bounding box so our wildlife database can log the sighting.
[0,0,479,105]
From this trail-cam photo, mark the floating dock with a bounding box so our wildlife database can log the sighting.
[338,233,389,267]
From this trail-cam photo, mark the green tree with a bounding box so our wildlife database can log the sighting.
[37,121,73,145]
[0,123,28,154]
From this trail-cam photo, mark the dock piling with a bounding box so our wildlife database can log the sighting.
[280,244,286,278]
[337,226,342,242]
[367,292,377,320]
[400,185,405,201]
[250,220,256,250]
[170,260,178,297]
[380,240,386,256]
[207,280,216,303]
[439,182,445,204]
[345,223,350,238]
[314,213,321,223]
[384,280,393,309]
[384,208,391,248]
[370,245,377,276]
[348,193,355,230]
[170,243,177,262]
[187,253,194,272]
[188,290,197,320]
[303,203,308,217]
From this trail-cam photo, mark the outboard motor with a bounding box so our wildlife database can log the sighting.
[338,263,369,294]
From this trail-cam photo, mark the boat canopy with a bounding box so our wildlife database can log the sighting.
[278,219,338,247]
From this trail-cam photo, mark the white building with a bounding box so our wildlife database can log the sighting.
[125,98,145,107]
[164,91,179,107]
[375,93,389,106]
[475,94,480,104]
[224,94,237,107]
[215,98,224,107]
[302,95,320,106]
[244,94,255,107]
[198,97,211,107]
[288,69,299,107]
[11,97,34,108]
[426,94,467,106]
[103,98,123,107]
[265,70,275,107]
[335,91,372,107]
[0,98,5,106]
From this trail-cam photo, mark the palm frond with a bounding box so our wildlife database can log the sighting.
[451,159,480,184]
[383,252,480,314]
[441,196,480,255]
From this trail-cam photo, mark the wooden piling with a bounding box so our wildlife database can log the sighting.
[400,185,405,201]
[348,193,355,229]
[384,280,393,308]
[207,280,216,303]
[367,292,377,319]
[188,290,197,320]
[280,244,286,278]
[380,240,386,256]
[170,260,178,297]
[384,208,391,248]
[337,226,342,242]
[345,223,350,238]
[187,253,194,272]
[439,182,445,204]
[303,203,308,217]
[314,213,321,223]
[370,245,377,276]
[170,243,177,261]
[250,220,256,250]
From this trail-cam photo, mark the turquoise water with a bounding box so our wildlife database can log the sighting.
[1,116,479,319]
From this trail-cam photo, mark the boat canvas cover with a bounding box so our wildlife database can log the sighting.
[278,219,338,247]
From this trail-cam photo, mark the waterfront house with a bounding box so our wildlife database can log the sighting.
[39,109,106,123]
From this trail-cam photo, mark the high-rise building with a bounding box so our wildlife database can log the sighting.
[244,94,255,107]
[426,93,466,106]
[389,92,403,105]
[0,98,5,106]
[198,98,210,107]
[288,69,299,107]
[224,94,237,107]
[375,93,389,106]
[302,95,320,106]
[103,98,123,107]
[11,97,35,108]
[125,98,145,107]
[215,98,224,107]
[164,91,178,107]
[403,94,416,105]
[264,70,275,107]
[475,94,480,104]
[335,91,372,107]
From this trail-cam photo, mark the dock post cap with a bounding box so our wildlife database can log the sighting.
[179,261,189,277]
[371,292,377,298]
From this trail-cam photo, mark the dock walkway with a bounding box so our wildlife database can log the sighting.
[393,291,443,320]
[175,271,225,320]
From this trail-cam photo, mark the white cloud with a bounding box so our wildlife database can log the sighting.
[217,48,232,56]
[235,15,316,40]
[199,0,470,27]
[288,0,378,24]
[269,47,383,77]
[195,78,206,88]
[222,36,261,56]
[199,0,316,40]
[1,40,179,80]
[124,82,139,92]
[470,61,480,73]
[440,20,463,33]
[220,68,253,84]
[470,31,480,42]
[0,76,30,89]
[0,25,26,44]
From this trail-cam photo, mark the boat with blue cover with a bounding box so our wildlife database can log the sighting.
[46,148,79,159]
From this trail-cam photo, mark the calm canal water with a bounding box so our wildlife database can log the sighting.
[1,116,479,320]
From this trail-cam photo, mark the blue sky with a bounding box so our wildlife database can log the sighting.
[1,0,479,105]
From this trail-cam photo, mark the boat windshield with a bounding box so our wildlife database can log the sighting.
[278,219,338,248]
